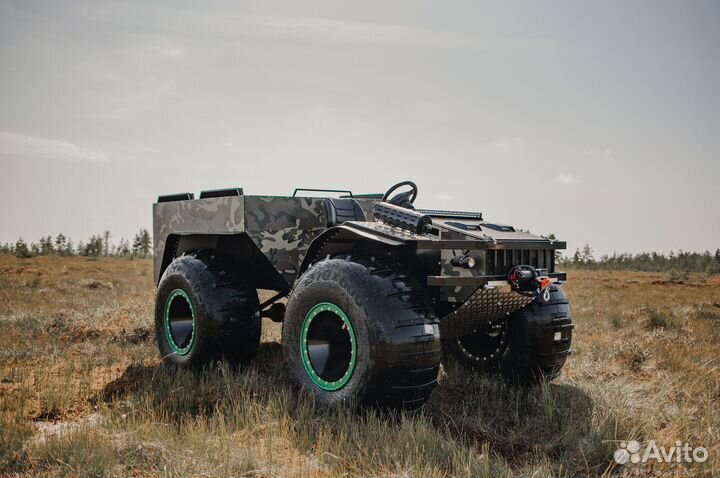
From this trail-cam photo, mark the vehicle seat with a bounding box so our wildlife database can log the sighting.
[323,198,366,227]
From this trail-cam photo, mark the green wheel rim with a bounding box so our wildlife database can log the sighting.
[164,289,196,355]
[300,302,357,391]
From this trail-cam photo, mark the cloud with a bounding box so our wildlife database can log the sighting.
[78,78,177,121]
[0,132,108,163]
[555,174,577,184]
[82,6,467,48]
[223,15,467,47]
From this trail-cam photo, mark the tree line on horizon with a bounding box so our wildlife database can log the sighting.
[1,232,719,275]
[0,230,152,259]
[559,244,720,275]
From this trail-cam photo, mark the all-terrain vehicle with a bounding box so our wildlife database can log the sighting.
[153,181,572,409]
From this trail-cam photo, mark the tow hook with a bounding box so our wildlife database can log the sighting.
[508,265,552,302]
[539,277,552,302]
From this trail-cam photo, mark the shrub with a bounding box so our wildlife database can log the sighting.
[668,269,689,283]
[646,308,677,330]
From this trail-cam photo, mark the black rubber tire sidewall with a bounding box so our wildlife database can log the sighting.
[283,256,441,409]
[442,285,572,385]
[499,284,572,384]
[283,275,372,406]
[155,271,215,367]
[155,251,261,368]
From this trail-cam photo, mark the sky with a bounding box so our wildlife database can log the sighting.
[0,0,718,256]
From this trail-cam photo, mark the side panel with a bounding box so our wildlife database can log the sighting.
[244,196,327,284]
[153,196,245,283]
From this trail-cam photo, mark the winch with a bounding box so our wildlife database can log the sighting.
[508,265,553,302]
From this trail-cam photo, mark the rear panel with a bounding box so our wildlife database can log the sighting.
[153,196,246,282]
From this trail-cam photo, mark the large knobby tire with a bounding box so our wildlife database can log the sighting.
[155,250,261,368]
[443,285,572,384]
[283,255,441,410]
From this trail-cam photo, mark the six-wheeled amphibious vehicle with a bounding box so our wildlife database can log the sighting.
[153,181,572,409]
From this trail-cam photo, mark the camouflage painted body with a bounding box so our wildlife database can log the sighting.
[440,248,476,303]
[153,196,245,282]
[244,196,326,282]
[153,195,379,285]
[153,192,565,336]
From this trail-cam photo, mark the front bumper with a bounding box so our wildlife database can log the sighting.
[427,271,567,287]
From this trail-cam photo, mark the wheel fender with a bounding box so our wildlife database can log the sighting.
[299,225,403,275]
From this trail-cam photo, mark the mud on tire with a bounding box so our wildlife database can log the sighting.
[155,250,261,368]
[283,255,441,410]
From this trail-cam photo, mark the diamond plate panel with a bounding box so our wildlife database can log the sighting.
[440,286,534,338]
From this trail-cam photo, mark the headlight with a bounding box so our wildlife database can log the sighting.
[451,255,476,269]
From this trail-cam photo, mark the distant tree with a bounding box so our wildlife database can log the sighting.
[39,235,54,255]
[54,234,67,255]
[715,249,720,263]
[142,230,152,256]
[580,244,595,265]
[15,238,32,258]
[558,243,718,275]
[116,238,131,256]
[103,230,111,256]
[82,235,104,257]
[132,229,152,258]
[707,260,720,275]
[65,239,75,256]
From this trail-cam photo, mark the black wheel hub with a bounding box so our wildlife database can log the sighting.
[457,319,508,363]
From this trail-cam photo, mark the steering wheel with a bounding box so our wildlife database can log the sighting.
[382,181,418,208]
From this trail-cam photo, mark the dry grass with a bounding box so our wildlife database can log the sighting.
[1,257,718,477]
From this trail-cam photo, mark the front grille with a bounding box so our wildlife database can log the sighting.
[485,249,556,275]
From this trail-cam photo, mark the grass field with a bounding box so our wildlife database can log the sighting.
[1,256,718,477]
